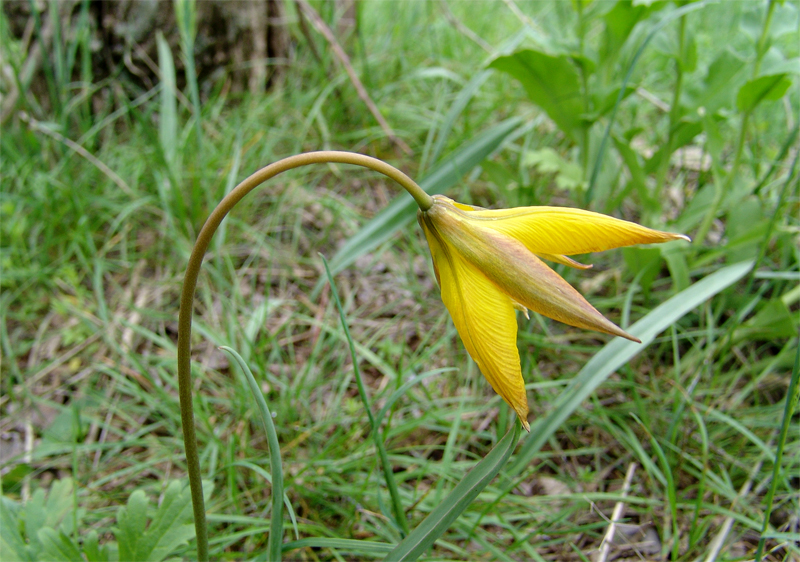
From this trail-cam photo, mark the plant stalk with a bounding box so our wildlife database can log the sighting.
[177,151,430,561]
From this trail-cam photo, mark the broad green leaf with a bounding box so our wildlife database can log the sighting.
[83,530,110,562]
[760,48,800,76]
[38,528,84,562]
[383,421,521,562]
[507,260,754,476]
[523,148,584,191]
[489,50,584,141]
[115,490,149,562]
[736,74,793,112]
[739,7,763,40]
[684,49,748,114]
[771,1,800,37]
[601,0,660,61]
[114,482,196,562]
[316,117,521,295]
[143,481,196,562]
[1,497,33,562]
[25,478,77,555]
[588,85,635,121]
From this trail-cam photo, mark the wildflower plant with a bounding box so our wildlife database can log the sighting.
[178,151,691,560]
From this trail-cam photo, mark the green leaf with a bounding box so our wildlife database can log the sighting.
[508,260,754,476]
[25,477,77,555]
[523,148,584,191]
[83,530,110,562]
[726,197,765,262]
[383,421,521,561]
[284,538,393,556]
[644,119,702,174]
[1,497,33,562]
[679,27,698,73]
[115,482,196,562]
[736,73,793,112]
[144,481,196,562]
[38,528,84,562]
[489,50,584,141]
[622,247,662,297]
[315,118,521,296]
[613,135,647,195]
[684,49,748,113]
[661,244,690,292]
[736,298,798,341]
[601,1,660,61]
[115,490,148,562]
[221,346,286,561]
[156,32,177,171]
[588,85,635,121]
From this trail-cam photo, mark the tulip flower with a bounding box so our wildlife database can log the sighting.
[418,195,689,431]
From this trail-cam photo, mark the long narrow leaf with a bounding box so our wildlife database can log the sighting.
[321,256,409,536]
[283,538,394,556]
[313,117,521,297]
[383,421,521,562]
[220,346,285,562]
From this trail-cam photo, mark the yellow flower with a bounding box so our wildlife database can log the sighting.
[418,195,689,431]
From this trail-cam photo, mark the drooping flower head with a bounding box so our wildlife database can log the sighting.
[418,195,689,431]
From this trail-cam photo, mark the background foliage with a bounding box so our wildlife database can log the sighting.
[1,0,798,560]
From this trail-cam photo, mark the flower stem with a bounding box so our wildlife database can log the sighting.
[177,151,429,561]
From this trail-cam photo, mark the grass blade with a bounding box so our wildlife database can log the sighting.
[321,256,409,536]
[156,32,177,171]
[220,346,285,562]
[383,421,521,562]
[283,538,394,556]
[754,339,800,561]
[313,117,522,297]
[429,70,491,167]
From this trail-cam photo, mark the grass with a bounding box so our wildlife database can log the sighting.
[1,1,798,560]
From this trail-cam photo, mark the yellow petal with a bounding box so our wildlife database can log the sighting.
[462,206,689,256]
[419,214,530,430]
[427,203,639,343]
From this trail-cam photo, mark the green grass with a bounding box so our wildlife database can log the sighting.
[1,1,798,560]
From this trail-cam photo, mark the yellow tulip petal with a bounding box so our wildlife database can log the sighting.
[428,206,639,343]
[464,206,689,256]
[419,215,530,430]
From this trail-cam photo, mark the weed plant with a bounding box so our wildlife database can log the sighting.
[1,1,798,561]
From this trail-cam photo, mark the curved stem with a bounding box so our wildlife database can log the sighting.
[177,151,430,561]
